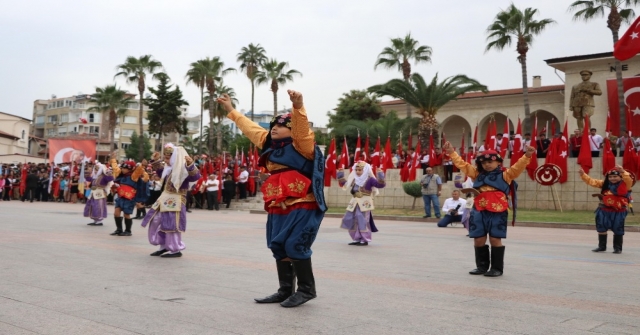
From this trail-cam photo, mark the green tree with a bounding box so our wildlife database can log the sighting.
[237,43,267,121]
[229,135,252,155]
[197,57,235,154]
[486,4,555,132]
[145,74,189,148]
[125,131,152,160]
[402,181,422,210]
[87,85,132,148]
[114,55,164,160]
[203,84,239,123]
[326,90,383,130]
[255,59,302,116]
[368,73,487,146]
[201,124,234,155]
[569,0,639,133]
[374,33,433,119]
[185,59,208,153]
[181,136,200,156]
[330,111,419,150]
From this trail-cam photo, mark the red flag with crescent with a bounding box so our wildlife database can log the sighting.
[607,76,640,136]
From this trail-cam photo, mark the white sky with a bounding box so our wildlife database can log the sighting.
[0,0,629,127]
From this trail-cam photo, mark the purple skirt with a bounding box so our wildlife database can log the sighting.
[141,205,187,232]
[84,197,108,221]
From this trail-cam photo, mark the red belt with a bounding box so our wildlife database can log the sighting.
[474,191,509,213]
[117,184,137,200]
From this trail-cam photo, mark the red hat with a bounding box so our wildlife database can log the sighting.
[120,160,136,170]
[476,150,503,164]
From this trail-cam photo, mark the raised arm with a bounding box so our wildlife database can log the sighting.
[288,90,315,160]
[218,94,268,148]
[444,141,478,180]
[503,145,535,183]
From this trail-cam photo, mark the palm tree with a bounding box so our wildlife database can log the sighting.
[569,0,639,133]
[237,43,267,121]
[368,73,488,145]
[485,4,555,132]
[197,57,235,154]
[374,33,433,119]
[203,84,239,122]
[181,136,200,156]
[87,85,133,154]
[255,59,302,116]
[114,55,164,159]
[185,60,207,154]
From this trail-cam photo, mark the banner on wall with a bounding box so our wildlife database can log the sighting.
[606,76,640,136]
[48,139,96,165]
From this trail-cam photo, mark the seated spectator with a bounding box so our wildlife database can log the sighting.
[437,190,467,228]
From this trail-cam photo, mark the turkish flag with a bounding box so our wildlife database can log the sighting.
[354,134,362,162]
[614,16,640,61]
[371,136,381,172]
[577,115,594,174]
[545,120,569,183]
[339,137,349,169]
[603,111,616,175]
[510,118,523,167]
[607,76,640,136]
[383,136,394,171]
[472,122,478,153]
[623,136,638,175]
[409,139,421,181]
[526,117,538,180]
[362,135,370,163]
[324,138,336,187]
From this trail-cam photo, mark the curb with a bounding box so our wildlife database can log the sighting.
[248,210,640,232]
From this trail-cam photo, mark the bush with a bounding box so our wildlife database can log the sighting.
[402,181,422,210]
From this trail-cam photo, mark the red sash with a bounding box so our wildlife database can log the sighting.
[261,170,311,205]
[602,195,628,211]
[117,184,136,200]
[474,190,509,213]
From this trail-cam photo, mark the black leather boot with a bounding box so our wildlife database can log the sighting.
[280,258,316,307]
[484,246,505,277]
[613,235,623,254]
[592,234,607,252]
[255,261,296,303]
[110,217,123,235]
[133,209,141,219]
[119,219,133,236]
[469,245,490,275]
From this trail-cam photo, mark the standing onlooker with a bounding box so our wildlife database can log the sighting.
[222,174,236,208]
[39,172,50,202]
[589,128,604,157]
[3,173,14,201]
[420,167,442,219]
[617,133,630,157]
[0,174,4,201]
[419,149,429,174]
[147,174,162,206]
[237,166,249,199]
[536,133,551,158]
[70,176,79,203]
[442,151,453,182]
[22,170,38,202]
[570,129,582,158]
[205,173,220,211]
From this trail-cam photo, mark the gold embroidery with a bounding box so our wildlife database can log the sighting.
[491,203,504,211]
[478,198,488,208]
[264,183,283,197]
[288,179,306,193]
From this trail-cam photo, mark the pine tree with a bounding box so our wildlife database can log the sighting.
[126,131,153,160]
[146,74,189,147]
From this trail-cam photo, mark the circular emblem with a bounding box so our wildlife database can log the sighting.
[534,164,562,186]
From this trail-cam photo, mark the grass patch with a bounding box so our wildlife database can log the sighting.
[326,207,640,225]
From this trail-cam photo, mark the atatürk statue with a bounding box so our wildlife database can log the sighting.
[570,70,602,132]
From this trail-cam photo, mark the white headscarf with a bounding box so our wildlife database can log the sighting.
[342,161,379,196]
[161,143,189,189]
[91,162,105,180]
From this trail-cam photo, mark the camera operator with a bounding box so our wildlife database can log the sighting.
[437,190,466,228]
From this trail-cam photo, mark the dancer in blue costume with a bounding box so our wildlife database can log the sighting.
[444,142,535,277]
[579,165,632,254]
[110,157,148,237]
[218,90,327,308]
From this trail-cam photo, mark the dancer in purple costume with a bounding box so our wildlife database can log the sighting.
[84,162,114,226]
[338,161,385,246]
[141,143,200,258]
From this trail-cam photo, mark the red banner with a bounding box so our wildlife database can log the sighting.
[49,139,96,165]
[606,76,640,136]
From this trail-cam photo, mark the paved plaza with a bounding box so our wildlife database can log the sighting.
[0,202,639,335]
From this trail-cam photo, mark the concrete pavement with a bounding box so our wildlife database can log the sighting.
[0,201,639,335]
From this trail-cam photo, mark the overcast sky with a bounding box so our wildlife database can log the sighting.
[0,0,628,127]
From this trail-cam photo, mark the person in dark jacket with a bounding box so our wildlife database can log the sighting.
[22,170,39,202]
[222,174,236,208]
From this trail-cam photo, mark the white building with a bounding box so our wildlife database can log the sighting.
[0,111,38,164]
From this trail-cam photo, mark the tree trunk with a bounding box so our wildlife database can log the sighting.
[411,197,416,210]
[198,86,204,154]
[109,109,117,157]
[519,54,532,134]
[273,87,278,117]
[402,61,413,119]
[215,102,223,154]
[138,88,145,161]
[611,29,627,134]
[250,79,255,121]
[208,92,215,155]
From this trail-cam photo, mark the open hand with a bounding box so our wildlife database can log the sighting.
[442,141,454,154]
[216,94,235,113]
[288,90,303,109]
[152,151,161,161]
[185,156,193,166]
[615,165,624,173]
[578,168,585,176]
[524,145,536,158]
